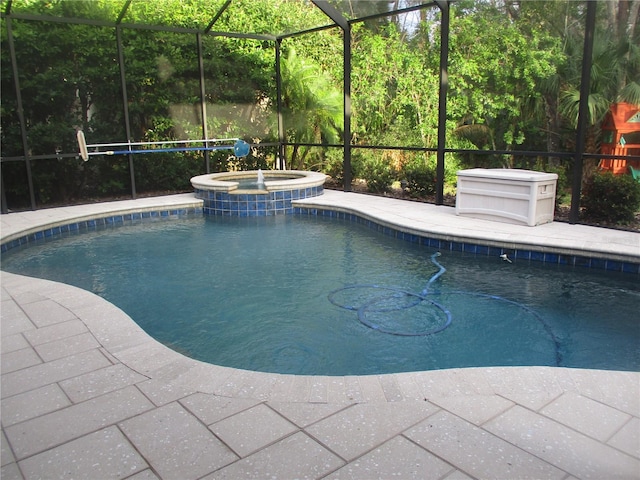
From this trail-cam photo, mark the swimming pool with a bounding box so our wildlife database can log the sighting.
[2,213,638,376]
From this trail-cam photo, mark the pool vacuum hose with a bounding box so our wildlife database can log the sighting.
[328,252,561,366]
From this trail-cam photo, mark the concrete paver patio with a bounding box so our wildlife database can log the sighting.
[1,191,639,479]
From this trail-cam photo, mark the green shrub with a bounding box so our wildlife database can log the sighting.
[324,150,346,184]
[581,172,640,223]
[362,157,395,193]
[403,161,437,198]
[323,150,364,187]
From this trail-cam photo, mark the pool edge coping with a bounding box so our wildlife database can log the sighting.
[0,196,204,247]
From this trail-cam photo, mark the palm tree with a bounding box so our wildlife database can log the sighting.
[280,48,343,169]
[559,33,640,131]
[558,0,640,130]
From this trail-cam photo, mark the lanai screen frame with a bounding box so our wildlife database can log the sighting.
[0,0,625,224]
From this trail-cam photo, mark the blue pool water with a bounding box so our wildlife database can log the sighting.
[2,215,639,375]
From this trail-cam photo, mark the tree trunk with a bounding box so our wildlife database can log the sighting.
[608,0,640,44]
[629,0,640,40]
[544,93,562,167]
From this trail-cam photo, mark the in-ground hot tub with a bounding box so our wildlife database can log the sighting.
[191,170,327,216]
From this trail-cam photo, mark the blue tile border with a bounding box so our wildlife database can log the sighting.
[0,207,202,254]
[294,207,640,275]
[194,186,323,216]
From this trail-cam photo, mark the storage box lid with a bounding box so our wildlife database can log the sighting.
[456,168,558,182]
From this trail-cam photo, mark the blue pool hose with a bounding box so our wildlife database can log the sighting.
[328,252,561,366]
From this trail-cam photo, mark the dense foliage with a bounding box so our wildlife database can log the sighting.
[404,160,438,198]
[582,172,640,223]
[1,0,639,213]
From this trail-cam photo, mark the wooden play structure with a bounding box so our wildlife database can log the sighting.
[599,102,640,176]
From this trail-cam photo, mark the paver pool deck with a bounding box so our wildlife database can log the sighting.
[1,190,639,480]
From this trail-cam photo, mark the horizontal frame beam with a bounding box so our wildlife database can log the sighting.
[0,12,276,41]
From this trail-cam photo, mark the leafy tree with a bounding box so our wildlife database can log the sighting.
[352,22,439,150]
[1,0,288,206]
[350,20,442,186]
[447,2,563,167]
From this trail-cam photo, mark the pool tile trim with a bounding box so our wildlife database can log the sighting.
[1,206,202,253]
[194,185,323,216]
[294,206,640,274]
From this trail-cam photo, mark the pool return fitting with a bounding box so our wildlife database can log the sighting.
[328,252,561,366]
[76,130,250,162]
[500,253,513,263]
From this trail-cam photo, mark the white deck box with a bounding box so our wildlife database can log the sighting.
[455,169,558,226]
